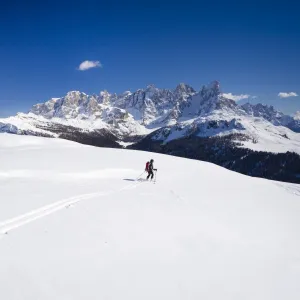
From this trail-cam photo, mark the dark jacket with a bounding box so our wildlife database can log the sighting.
[148,162,156,172]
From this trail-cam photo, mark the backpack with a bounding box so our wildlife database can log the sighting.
[145,161,150,171]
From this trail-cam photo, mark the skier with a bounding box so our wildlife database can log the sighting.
[146,159,157,181]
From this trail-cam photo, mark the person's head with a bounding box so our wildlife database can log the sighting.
[150,159,154,163]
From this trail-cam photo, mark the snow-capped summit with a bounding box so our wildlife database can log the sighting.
[207,80,221,93]
[30,97,61,119]
[199,81,238,114]
[175,82,194,92]
[180,81,237,118]
[174,83,196,101]
[145,84,157,93]
[30,91,100,120]
[241,103,292,126]
[99,90,113,105]
[66,90,87,97]
[240,102,300,132]
[112,83,196,126]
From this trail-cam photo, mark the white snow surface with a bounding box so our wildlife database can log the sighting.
[1,133,300,300]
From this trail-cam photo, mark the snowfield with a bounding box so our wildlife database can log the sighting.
[0,133,300,300]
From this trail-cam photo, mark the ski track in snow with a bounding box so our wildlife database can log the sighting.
[0,179,145,236]
[273,182,300,196]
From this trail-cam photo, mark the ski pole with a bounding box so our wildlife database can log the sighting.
[136,170,146,181]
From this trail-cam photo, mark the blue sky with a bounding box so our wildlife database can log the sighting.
[0,0,299,116]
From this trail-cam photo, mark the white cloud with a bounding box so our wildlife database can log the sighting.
[278,92,298,98]
[222,93,250,101]
[78,60,102,71]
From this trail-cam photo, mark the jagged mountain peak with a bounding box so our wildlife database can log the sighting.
[241,102,289,124]
[180,80,237,117]
[239,102,300,132]
[99,90,113,105]
[200,80,221,97]
[121,90,132,96]
[65,90,88,98]
[145,84,156,90]
[242,102,278,112]
[207,80,220,90]
[99,90,110,96]
[66,90,85,94]
[174,83,196,94]
[27,81,239,125]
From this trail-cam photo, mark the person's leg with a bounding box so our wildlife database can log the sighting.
[147,171,150,180]
[151,171,154,180]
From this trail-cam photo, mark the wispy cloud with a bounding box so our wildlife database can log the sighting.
[78,60,102,71]
[278,92,298,98]
[223,93,250,101]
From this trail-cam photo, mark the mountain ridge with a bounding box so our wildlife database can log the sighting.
[1,81,300,183]
[1,80,300,147]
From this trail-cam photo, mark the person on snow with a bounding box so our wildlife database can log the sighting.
[145,159,157,180]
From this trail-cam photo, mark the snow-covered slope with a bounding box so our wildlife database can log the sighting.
[0,134,300,300]
[156,113,300,154]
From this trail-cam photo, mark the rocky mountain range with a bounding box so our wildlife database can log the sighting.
[1,80,300,183]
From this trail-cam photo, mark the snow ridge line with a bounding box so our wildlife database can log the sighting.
[0,180,143,235]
